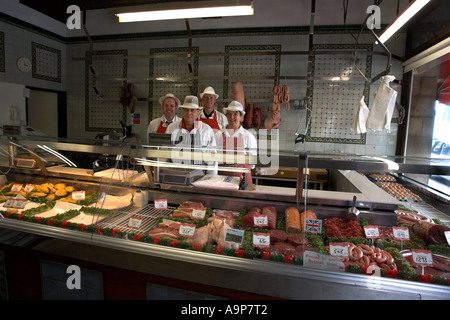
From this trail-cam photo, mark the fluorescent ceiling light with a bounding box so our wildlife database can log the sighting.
[378,0,430,43]
[110,0,254,23]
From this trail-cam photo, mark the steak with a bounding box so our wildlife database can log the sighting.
[287,234,308,246]
[269,229,288,244]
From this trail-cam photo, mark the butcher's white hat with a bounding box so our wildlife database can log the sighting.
[200,86,219,99]
[223,100,245,115]
[159,93,181,107]
[179,95,202,109]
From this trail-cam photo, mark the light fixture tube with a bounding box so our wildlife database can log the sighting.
[378,0,430,43]
[114,1,254,22]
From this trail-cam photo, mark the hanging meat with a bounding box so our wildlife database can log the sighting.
[232,81,246,108]
[264,108,281,129]
[272,84,281,112]
[252,106,262,129]
[244,103,254,128]
[281,85,290,111]
[119,83,137,113]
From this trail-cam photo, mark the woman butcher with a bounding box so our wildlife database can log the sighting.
[198,86,228,132]
[147,93,181,137]
[214,100,257,185]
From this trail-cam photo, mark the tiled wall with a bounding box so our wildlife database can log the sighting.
[1,15,406,157]
[0,19,66,92]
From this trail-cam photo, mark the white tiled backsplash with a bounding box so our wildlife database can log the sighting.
[0,17,406,157]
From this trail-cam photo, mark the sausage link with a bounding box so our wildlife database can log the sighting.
[357,244,374,255]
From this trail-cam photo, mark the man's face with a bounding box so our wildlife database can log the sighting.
[226,111,243,130]
[162,98,178,121]
[201,94,216,111]
[182,108,199,125]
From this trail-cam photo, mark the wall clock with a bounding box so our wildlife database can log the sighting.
[16,57,32,73]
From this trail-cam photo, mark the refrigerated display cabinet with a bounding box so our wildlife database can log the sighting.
[0,134,449,300]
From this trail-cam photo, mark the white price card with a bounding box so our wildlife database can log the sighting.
[3,198,27,209]
[253,215,268,227]
[411,249,433,267]
[24,184,35,193]
[364,225,380,239]
[127,216,143,229]
[179,223,196,238]
[154,199,167,209]
[72,191,85,201]
[329,242,349,257]
[224,228,245,245]
[253,232,270,247]
[10,184,23,192]
[445,231,450,246]
[393,226,410,240]
[192,208,206,220]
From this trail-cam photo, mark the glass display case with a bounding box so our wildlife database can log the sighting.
[1,133,450,300]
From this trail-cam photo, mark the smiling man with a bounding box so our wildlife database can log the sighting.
[166,96,217,172]
[198,86,228,132]
[147,93,181,137]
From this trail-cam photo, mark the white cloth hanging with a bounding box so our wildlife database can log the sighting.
[350,96,370,134]
[366,75,398,133]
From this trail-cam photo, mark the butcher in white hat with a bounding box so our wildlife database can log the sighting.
[214,100,257,184]
[147,93,181,138]
[199,86,228,132]
[166,96,217,173]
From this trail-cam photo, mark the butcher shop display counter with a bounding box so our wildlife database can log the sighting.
[1,134,450,300]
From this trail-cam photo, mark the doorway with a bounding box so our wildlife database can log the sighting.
[26,87,67,138]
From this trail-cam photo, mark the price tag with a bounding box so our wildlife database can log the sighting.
[3,198,28,209]
[72,191,85,201]
[329,242,349,257]
[23,184,35,193]
[224,228,245,245]
[179,223,196,238]
[253,232,270,247]
[154,199,168,209]
[10,184,23,192]
[192,208,206,220]
[392,226,410,240]
[253,215,268,227]
[364,225,380,238]
[411,249,433,267]
[445,231,450,246]
[127,216,143,229]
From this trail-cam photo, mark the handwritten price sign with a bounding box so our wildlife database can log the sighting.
[364,225,380,239]
[329,242,349,257]
[393,227,410,240]
[154,199,168,209]
[179,223,196,238]
[127,216,143,229]
[411,249,433,267]
[253,232,270,247]
[253,215,268,228]
[72,191,85,201]
[192,208,206,220]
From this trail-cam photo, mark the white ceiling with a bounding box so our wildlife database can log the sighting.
[1,0,412,38]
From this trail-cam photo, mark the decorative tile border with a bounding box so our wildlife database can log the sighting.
[85,49,127,132]
[223,44,281,103]
[32,42,61,82]
[0,31,5,72]
[306,43,373,144]
[148,46,199,119]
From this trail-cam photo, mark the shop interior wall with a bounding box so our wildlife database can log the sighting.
[66,30,406,156]
[0,16,407,157]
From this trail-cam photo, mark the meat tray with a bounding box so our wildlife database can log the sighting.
[96,204,176,235]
